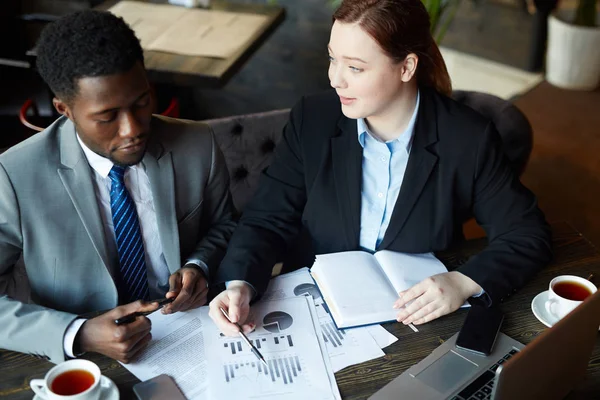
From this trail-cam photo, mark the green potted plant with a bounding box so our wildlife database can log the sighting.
[421,0,461,43]
[546,0,600,90]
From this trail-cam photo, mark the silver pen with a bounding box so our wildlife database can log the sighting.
[220,307,268,368]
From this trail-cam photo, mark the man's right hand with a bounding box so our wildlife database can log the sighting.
[208,281,254,336]
[76,301,158,363]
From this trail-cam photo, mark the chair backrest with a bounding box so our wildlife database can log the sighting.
[203,109,290,215]
[452,90,533,176]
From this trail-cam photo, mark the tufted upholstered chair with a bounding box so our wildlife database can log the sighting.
[204,109,291,216]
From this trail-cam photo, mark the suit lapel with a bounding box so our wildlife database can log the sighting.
[332,116,362,249]
[379,89,439,249]
[57,119,114,276]
[143,125,181,274]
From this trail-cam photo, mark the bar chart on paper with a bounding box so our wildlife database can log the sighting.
[221,309,297,355]
[223,355,304,384]
[219,333,312,395]
[223,334,295,355]
[313,303,384,372]
[320,321,347,348]
[315,303,359,351]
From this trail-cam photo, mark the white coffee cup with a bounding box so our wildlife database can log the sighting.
[545,275,597,321]
[30,359,107,400]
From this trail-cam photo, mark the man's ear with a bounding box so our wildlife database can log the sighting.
[53,97,73,121]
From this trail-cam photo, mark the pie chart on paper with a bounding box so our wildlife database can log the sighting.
[293,283,322,301]
[262,311,293,333]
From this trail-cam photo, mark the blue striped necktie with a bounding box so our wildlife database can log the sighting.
[108,165,149,303]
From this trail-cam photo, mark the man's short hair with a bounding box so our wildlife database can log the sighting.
[36,10,144,103]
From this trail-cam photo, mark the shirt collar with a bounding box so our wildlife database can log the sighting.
[76,134,142,178]
[357,89,420,152]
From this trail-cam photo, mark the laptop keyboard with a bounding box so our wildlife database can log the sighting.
[450,348,520,400]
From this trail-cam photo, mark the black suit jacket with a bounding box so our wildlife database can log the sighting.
[216,88,552,305]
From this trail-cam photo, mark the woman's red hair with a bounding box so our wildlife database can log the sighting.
[333,0,452,96]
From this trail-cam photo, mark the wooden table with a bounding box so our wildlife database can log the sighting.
[97,0,286,88]
[516,81,600,248]
[1,221,599,399]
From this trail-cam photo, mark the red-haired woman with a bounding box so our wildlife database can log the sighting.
[209,0,551,335]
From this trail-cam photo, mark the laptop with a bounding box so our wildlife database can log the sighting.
[370,289,600,400]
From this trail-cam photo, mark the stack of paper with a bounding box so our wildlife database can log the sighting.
[119,268,399,398]
[122,296,342,399]
[262,268,398,372]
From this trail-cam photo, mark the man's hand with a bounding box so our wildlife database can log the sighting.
[162,265,209,314]
[393,271,482,325]
[208,281,254,336]
[77,301,158,363]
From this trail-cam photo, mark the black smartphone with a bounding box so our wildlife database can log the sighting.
[133,374,186,400]
[455,305,504,356]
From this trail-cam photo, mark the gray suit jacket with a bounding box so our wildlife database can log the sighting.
[0,115,236,363]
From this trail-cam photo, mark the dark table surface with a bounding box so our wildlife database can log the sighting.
[95,0,285,88]
[1,221,599,399]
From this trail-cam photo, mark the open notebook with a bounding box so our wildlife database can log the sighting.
[310,251,449,329]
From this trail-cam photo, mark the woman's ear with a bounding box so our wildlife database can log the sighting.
[401,53,419,82]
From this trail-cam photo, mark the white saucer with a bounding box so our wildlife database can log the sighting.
[531,290,559,328]
[33,375,119,400]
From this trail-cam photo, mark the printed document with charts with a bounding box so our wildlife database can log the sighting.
[262,268,397,372]
[310,251,450,329]
[120,296,341,400]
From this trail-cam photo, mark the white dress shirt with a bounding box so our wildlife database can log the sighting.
[357,90,420,251]
[63,136,207,357]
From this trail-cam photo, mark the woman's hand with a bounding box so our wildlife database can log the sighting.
[393,271,482,325]
[208,281,255,336]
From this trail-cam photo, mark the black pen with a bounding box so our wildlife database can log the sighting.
[220,307,268,368]
[114,297,175,325]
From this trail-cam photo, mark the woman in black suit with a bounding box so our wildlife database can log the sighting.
[209,0,551,335]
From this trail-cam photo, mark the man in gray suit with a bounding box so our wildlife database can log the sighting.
[0,10,236,364]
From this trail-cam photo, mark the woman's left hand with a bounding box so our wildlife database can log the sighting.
[393,271,483,325]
